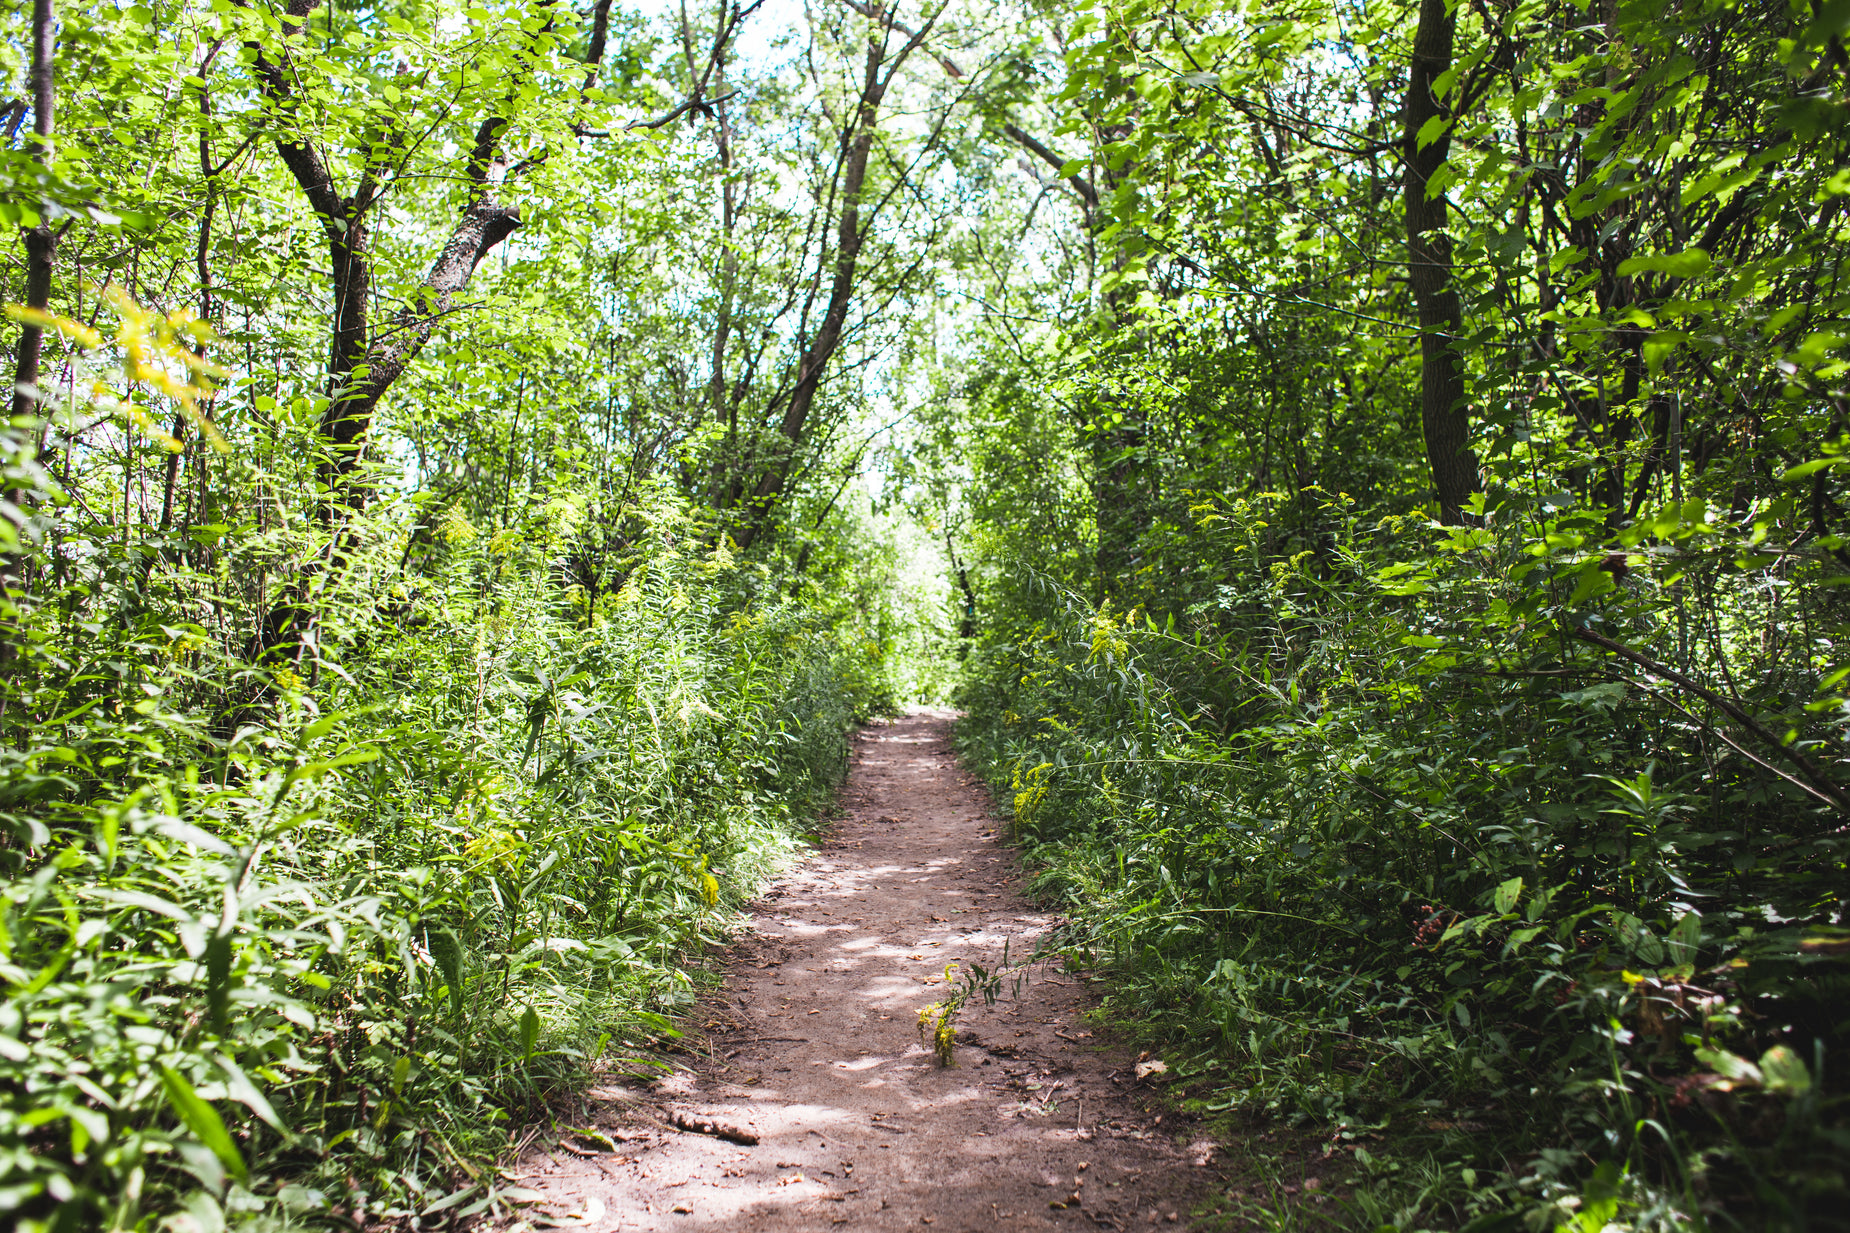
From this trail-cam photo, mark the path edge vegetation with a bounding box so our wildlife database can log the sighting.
[0,0,962,1225]
[926,1,1850,1230]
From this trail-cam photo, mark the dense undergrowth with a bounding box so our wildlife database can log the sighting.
[0,426,897,1230]
[956,494,1849,1233]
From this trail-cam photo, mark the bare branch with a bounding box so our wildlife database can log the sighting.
[1570,625,1850,815]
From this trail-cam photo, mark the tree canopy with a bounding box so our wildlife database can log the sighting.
[2,0,1847,1228]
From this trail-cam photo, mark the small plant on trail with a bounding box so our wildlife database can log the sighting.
[918,964,965,1065]
[918,960,1009,1065]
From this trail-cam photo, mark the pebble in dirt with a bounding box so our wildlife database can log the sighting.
[516,710,1207,1231]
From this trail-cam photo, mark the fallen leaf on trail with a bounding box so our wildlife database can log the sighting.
[1134,1058,1170,1081]
[534,1198,607,1228]
[777,1173,806,1186]
[672,1203,692,1214]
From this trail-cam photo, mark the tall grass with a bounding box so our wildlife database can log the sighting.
[0,434,885,1230]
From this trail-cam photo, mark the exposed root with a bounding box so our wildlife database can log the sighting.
[665,1110,759,1145]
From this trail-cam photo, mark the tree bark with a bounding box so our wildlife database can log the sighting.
[730,10,936,550]
[1403,0,1477,525]
[10,0,57,424]
[238,0,523,529]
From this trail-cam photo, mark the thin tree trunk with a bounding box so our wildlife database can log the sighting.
[11,0,57,424]
[165,52,223,535]
[3,0,57,701]
[707,49,742,512]
[1403,0,1476,525]
[732,34,889,551]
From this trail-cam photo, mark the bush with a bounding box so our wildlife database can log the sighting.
[957,492,1849,1232]
[0,448,885,1230]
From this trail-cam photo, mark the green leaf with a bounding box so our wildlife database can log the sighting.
[431,928,465,1016]
[1575,1161,1623,1233]
[1566,563,1616,606]
[160,1064,248,1185]
[1616,248,1711,279]
[1493,876,1523,914]
[1781,456,1846,482]
[1695,1046,1760,1086]
[1613,912,1665,964]
[1665,912,1701,967]
[1506,925,1545,952]
[1759,1045,1812,1096]
[214,1053,287,1132]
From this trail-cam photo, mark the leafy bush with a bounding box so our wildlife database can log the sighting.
[957,492,1849,1232]
[0,431,884,1229]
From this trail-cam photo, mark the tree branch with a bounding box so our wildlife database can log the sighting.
[232,0,344,230]
[833,0,1098,208]
[1569,625,1850,815]
[1002,122,1097,208]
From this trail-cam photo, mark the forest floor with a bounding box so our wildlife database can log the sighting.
[507,709,1215,1231]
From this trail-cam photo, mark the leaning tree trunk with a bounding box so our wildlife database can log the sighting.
[1403,0,1477,525]
[730,10,936,551]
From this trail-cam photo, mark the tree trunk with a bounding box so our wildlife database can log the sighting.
[731,27,902,551]
[240,0,523,532]
[1403,0,1476,525]
[234,0,524,666]
[2,0,56,718]
[10,0,57,424]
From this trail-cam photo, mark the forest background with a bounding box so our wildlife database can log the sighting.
[1,0,1846,1230]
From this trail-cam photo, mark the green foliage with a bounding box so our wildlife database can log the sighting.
[13,0,1850,1228]
[929,2,1850,1225]
[0,447,887,1228]
[957,487,1849,1230]
[0,0,966,1213]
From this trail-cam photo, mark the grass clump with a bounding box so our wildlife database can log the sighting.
[0,449,893,1231]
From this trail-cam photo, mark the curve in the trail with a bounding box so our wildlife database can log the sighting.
[515,710,1206,1231]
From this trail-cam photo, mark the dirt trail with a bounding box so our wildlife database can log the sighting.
[516,710,1204,1231]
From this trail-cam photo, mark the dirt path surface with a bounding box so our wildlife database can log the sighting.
[514,710,1205,1232]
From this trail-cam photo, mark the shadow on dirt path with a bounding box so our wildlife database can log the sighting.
[514,710,1208,1231]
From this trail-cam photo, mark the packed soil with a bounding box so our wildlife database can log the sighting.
[511,710,1209,1231]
